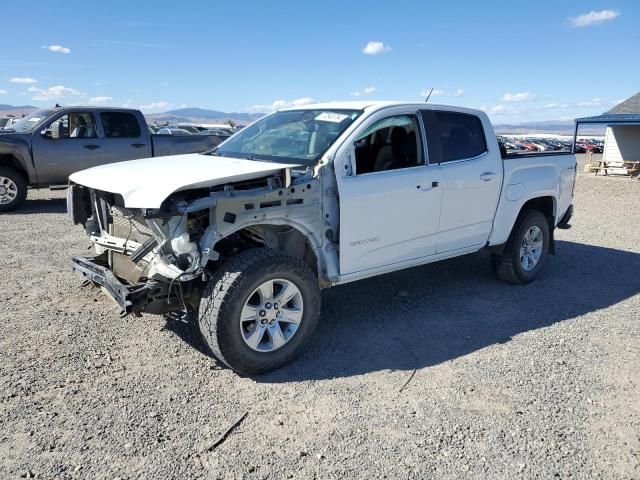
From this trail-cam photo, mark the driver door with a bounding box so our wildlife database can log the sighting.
[335,111,442,275]
[31,111,103,184]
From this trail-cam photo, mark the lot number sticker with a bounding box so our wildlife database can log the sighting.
[315,112,349,123]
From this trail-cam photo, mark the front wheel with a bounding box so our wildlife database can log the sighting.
[198,248,321,375]
[492,209,550,284]
[0,167,27,212]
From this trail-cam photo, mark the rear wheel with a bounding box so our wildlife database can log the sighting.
[198,248,320,375]
[492,209,550,284]
[0,166,27,212]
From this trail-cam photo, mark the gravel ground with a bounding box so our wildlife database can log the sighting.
[1,159,639,479]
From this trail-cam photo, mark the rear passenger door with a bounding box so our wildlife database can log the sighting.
[98,111,152,164]
[421,110,502,253]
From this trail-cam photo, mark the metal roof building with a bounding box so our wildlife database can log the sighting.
[576,92,640,176]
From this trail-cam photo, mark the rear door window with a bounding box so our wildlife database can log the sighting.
[431,111,487,163]
[100,112,142,138]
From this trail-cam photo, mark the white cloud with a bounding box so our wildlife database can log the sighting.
[291,97,314,106]
[576,97,603,107]
[351,86,376,97]
[10,77,37,84]
[0,89,7,95]
[160,81,169,86]
[502,91,536,102]
[419,88,444,97]
[248,97,315,113]
[488,104,521,116]
[89,96,113,103]
[569,10,619,28]
[362,41,392,55]
[44,44,71,54]
[138,101,170,111]
[419,88,464,98]
[28,85,84,101]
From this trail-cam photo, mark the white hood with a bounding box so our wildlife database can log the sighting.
[69,154,300,208]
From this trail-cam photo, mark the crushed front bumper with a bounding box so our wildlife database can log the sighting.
[72,256,151,316]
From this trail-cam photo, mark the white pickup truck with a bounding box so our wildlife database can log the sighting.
[67,101,576,374]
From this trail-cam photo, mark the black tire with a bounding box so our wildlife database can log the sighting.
[198,248,321,375]
[492,209,550,284]
[0,166,27,212]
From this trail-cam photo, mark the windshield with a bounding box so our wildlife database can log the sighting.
[210,109,362,164]
[7,109,55,133]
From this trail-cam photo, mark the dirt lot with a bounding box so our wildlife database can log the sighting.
[1,159,639,479]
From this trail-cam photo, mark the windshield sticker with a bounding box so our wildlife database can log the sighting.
[315,112,349,123]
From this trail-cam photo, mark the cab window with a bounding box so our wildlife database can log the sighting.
[354,114,424,174]
[43,112,97,139]
[433,111,487,162]
[101,112,142,138]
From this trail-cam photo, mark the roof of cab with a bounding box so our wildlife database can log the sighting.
[278,101,485,116]
[50,105,141,113]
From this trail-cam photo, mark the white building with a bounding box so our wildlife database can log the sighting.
[576,92,640,176]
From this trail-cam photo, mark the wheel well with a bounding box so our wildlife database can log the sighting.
[0,154,28,180]
[215,224,320,277]
[490,196,557,256]
[520,196,556,254]
[522,196,555,221]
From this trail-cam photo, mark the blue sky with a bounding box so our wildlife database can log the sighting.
[1,0,638,123]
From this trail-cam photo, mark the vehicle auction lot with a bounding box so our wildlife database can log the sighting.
[1,156,638,479]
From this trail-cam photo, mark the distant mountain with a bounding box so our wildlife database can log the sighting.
[1,103,604,136]
[163,108,263,122]
[0,104,37,116]
[146,108,264,126]
[495,120,605,136]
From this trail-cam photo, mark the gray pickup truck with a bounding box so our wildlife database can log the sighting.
[0,106,222,211]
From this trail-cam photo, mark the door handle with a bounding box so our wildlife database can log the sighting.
[417,181,439,191]
[84,144,100,150]
[480,172,497,181]
[131,143,146,148]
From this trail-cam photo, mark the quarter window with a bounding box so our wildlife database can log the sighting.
[101,112,141,138]
[354,114,424,174]
[434,112,487,162]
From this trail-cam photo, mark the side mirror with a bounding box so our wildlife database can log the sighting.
[339,144,355,176]
[43,120,65,139]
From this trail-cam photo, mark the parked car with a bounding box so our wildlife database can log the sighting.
[200,128,232,138]
[157,127,193,136]
[174,125,202,135]
[67,101,576,374]
[0,117,14,130]
[0,106,222,211]
[519,140,540,152]
[527,139,552,151]
[574,143,588,153]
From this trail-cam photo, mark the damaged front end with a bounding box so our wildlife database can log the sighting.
[67,165,326,317]
[68,184,209,316]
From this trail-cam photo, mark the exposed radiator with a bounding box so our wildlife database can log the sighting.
[108,206,154,284]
